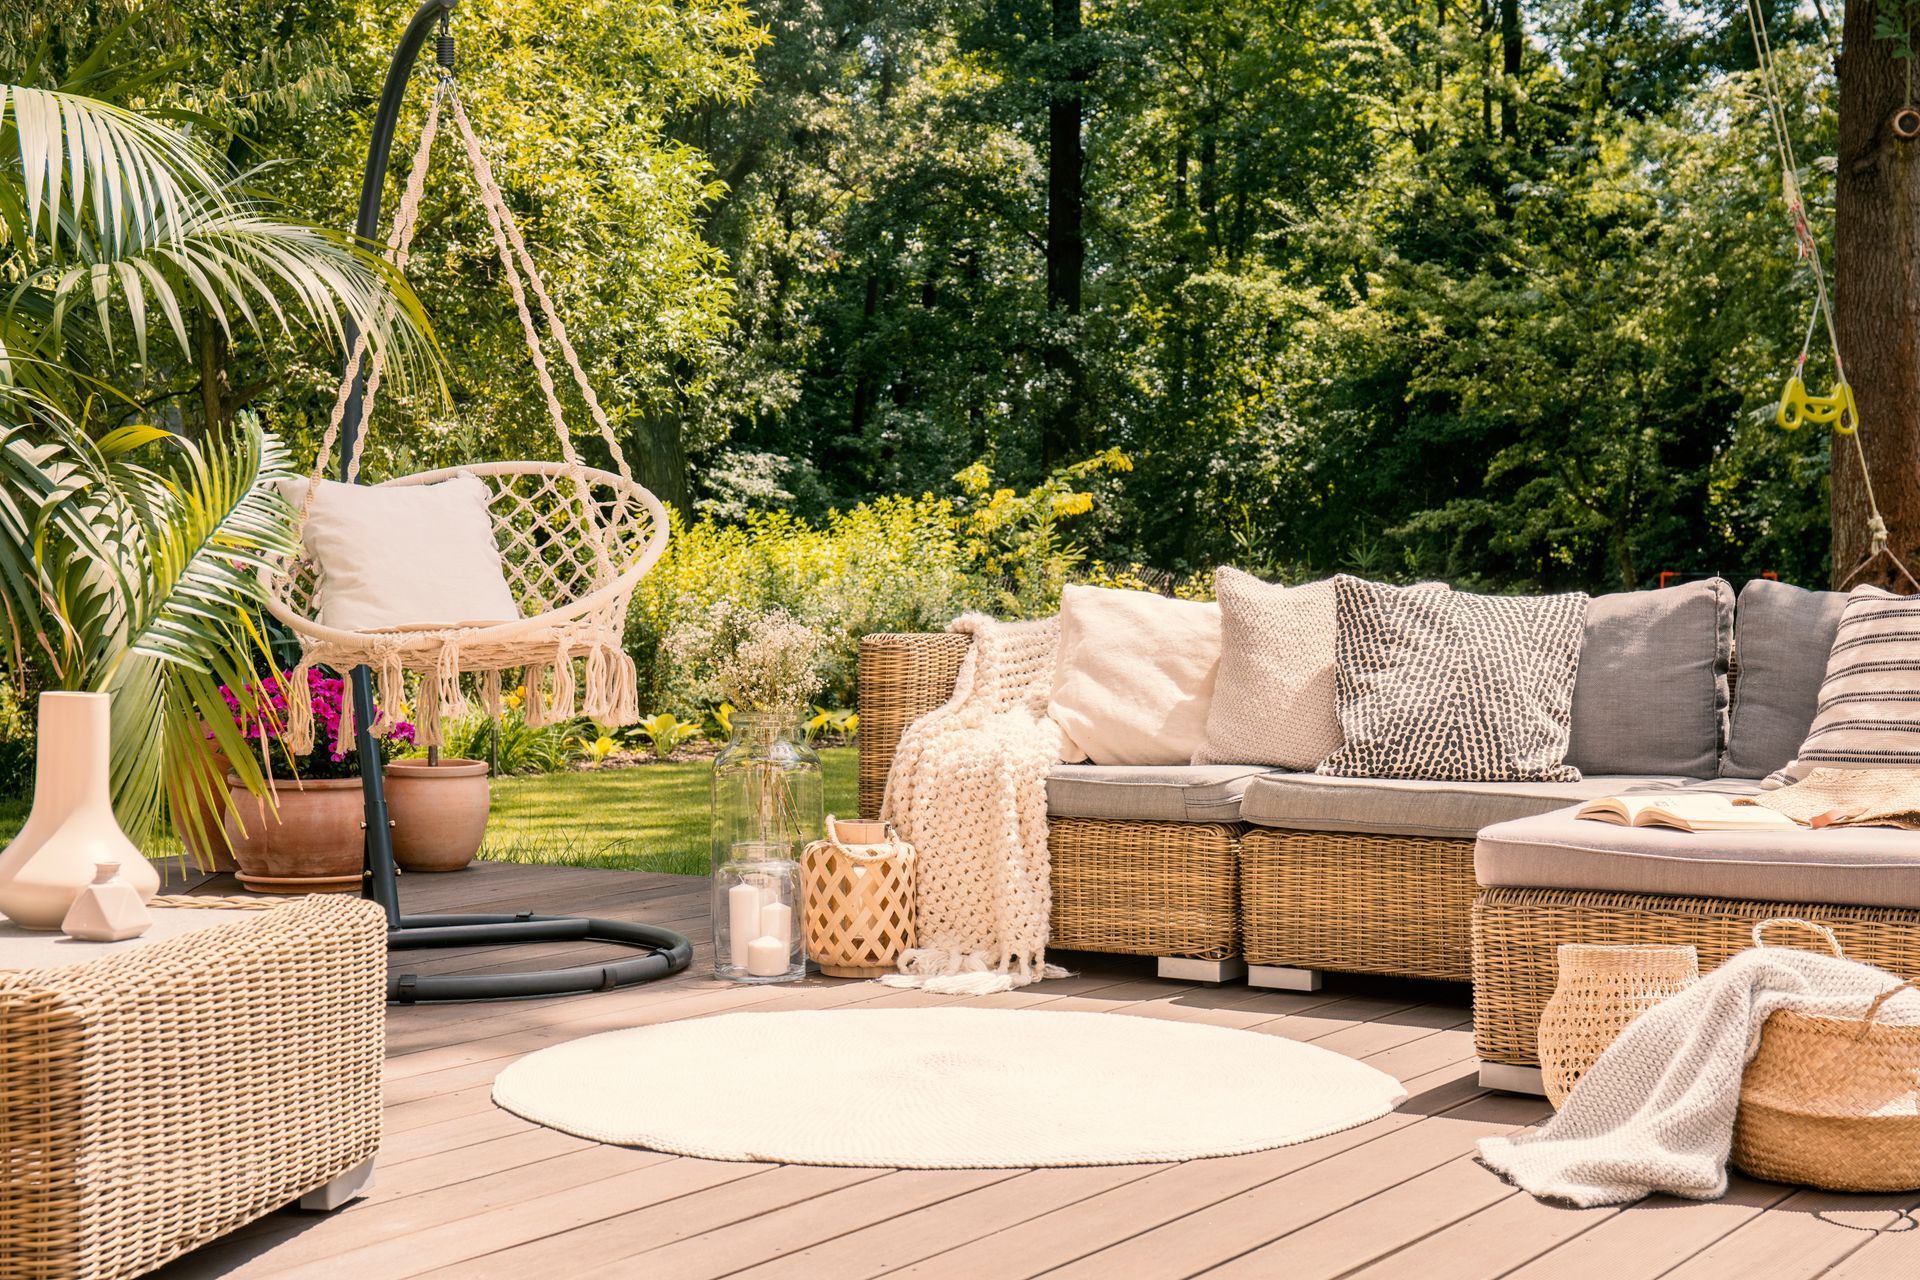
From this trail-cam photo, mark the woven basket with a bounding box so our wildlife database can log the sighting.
[1536,943,1700,1108]
[801,818,915,979]
[1733,919,1920,1192]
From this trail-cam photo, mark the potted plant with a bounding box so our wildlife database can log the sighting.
[385,752,490,873]
[218,669,416,893]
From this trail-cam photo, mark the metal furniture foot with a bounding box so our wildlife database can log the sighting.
[299,1157,375,1211]
[1156,956,1247,984]
[1248,964,1324,992]
[1477,1062,1547,1096]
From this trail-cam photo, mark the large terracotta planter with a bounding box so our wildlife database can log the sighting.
[224,774,366,893]
[385,758,490,872]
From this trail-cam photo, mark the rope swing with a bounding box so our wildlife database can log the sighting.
[1743,0,1919,592]
[263,66,669,753]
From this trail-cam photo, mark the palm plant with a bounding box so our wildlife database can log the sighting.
[0,75,436,854]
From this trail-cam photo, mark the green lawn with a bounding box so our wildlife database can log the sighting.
[0,747,858,878]
[480,746,858,876]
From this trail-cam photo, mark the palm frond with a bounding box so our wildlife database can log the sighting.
[1,83,440,397]
[0,83,220,259]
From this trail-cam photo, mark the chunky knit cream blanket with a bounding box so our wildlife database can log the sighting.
[880,613,1070,995]
[1479,945,1920,1206]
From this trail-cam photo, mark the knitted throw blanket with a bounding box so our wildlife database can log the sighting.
[880,614,1070,995]
[1479,946,1920,1207]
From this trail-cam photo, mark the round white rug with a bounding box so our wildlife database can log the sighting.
[491,1008,1407,1168]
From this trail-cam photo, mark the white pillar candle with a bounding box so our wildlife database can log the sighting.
[759,901,792,947]
[746,934,789,978]
[727,882,762,971]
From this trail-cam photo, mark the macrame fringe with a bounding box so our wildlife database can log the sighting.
[284,659,316,756]
[548,640,577,722]
[579,641,640,726]
[522,662,552,728]
[370,650,406,736]
[482,669,504,720]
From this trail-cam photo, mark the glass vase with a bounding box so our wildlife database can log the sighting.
[710,712,822,982]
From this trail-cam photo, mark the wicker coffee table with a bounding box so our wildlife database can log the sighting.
[0,894,386,1280]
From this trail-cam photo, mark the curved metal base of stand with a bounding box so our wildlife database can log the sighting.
[386,913,693,1003]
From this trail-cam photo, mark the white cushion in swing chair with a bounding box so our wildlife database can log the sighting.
[279,473,523,632]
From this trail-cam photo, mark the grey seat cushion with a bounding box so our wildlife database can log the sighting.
[1723,579,1848,779]
[1566,579,1732,778]
[1240,772,1699,839]
[1476,797,1920,909]
[1046,764,1272,823]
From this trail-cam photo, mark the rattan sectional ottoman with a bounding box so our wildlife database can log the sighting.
[0,894,386,1280]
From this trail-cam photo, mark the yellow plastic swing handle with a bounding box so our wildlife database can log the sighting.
[1777,376,1858,435]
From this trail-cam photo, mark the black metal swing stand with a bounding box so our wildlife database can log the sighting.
[341,0,691,1003]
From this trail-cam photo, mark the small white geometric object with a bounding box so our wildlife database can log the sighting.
[60,861,153,942]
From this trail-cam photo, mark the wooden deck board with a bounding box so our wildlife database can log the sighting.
[150,861,1918,1280]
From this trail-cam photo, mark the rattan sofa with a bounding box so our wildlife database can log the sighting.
[859,633,1709,986]
[0,895,386,1279]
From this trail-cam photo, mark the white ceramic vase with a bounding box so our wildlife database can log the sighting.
[0,692,159,929]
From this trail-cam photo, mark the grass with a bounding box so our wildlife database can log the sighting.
[0,747,858,878]
[479,746,858,876]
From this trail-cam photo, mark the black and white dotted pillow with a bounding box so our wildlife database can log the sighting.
[1318,576,1589,782]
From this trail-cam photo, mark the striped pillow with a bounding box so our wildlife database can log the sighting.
[1773,586,1920,784]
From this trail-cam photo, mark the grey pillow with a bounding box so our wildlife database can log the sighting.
[1722,579,1848,779]
[1566,579,1732,779]
[1319,576,1590,783]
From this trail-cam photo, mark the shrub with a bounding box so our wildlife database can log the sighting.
[627,455,1126,710]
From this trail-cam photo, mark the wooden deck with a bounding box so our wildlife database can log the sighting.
[153,861,1920,1279]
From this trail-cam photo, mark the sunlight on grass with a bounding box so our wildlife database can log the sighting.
[480,746,858,876]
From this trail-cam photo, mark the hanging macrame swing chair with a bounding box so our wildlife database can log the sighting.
[264,0,690,1002]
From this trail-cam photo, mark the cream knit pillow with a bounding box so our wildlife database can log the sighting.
[281,474,521,632]
[1049,585,1221,766]
[1193,568,1343,769]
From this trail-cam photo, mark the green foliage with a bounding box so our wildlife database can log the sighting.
[691,0,1838,591]
[437,705,579,776]
[631,712,704,760]
[804,705,858,744]
[629,456,1107,709]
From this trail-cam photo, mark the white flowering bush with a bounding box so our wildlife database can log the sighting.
[663,600,826,713]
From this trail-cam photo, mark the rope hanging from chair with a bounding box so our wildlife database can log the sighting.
[1743,0,1919,593]
[300,74,634,575]
[270,62,665,755]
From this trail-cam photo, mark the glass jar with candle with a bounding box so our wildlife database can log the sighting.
[710,711,821,982]
[712,845,804,982]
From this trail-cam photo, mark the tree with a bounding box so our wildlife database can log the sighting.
[1834,0,1920,589]
[1043,0,1089,466]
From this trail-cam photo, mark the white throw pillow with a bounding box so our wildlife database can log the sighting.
[1194,568,1343,769]
[1049,584,1221,766]
[281,474,521,631]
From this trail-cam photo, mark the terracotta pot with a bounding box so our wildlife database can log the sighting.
[384,758,490,873]
[224,774,367,893]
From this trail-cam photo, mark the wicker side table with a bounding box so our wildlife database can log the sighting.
[0,894,386,1280]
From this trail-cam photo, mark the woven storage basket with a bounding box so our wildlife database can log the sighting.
[1536,943,1700,1108]
[801,818,915,979]
[1733,919,1920,1192]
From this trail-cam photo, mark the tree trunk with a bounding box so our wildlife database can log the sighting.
[1834,10,1920,590]
[630,409,691,516]
[1043,0,1088,468]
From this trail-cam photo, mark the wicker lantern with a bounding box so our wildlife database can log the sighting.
[801,817,916,978]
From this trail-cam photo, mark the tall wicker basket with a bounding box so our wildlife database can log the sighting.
[801,817,915,979]
[1734,919,1920,1192]
[1535,943,1700,1108]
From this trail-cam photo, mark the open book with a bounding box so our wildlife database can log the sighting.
[1575,793,1800,832]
